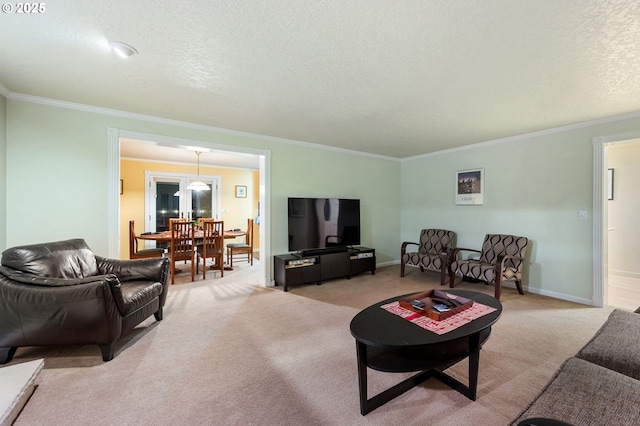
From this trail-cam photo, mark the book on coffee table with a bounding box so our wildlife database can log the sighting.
[398,289,474,321]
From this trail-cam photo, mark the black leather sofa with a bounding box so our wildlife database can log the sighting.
[0,238,169,363]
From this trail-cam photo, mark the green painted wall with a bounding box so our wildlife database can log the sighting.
[401,116,640,302]
[5,99,401,266]
[7,96,640,302]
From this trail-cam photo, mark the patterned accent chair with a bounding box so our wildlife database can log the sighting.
[449,234,529,300]
[401,229,456,285]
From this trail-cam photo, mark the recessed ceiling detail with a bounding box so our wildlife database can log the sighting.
[108,41,138,59]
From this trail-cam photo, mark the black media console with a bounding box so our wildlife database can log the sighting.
[273,247,376,292]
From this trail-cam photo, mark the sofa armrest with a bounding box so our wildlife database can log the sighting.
[96,256,170,310]
[96,256,168,282]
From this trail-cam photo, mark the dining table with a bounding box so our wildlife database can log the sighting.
[137,229,246,271]
[137,229,246,244]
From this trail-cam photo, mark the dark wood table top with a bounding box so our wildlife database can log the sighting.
[350,289,502,348]
[138,230,245,243]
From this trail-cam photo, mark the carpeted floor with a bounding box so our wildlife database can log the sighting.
[8,261,614,425]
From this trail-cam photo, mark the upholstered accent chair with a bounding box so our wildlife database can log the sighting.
[449,234,529,300]
[400,229,456,285]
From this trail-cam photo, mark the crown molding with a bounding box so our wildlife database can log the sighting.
[403,109,640,161]
[7,92,399,162]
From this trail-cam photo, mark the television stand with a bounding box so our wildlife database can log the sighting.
[274,246,376,292]
[298,246,348,257]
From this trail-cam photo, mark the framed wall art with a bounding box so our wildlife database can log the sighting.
[235,185,247,198]
[456,168,484,205]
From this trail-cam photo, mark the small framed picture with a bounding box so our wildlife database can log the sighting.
[120,179,124,195]
[235,185,247,198]
[456,168,484,205]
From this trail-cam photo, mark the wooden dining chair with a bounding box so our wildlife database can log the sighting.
[196,217,214,229]
[129,220,165,259]
[227,218,254,268]
[197,219,224,279]
[169,220,195,284]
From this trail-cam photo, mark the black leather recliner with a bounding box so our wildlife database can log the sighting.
[0,238,169,363]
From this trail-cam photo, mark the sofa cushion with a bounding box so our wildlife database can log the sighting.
[1,239,99,279]
[576,309,640,380]
[512,357,640,426]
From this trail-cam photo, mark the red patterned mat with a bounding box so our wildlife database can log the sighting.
[380,301,497,335]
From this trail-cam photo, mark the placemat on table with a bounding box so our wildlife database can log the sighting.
[380,301,497,335]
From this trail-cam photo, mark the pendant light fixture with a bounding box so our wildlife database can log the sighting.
[186,151,211,191]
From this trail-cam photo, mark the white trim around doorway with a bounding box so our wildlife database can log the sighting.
[592,129,640,307]
[107,128,271,288]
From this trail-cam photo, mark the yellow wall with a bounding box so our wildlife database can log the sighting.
[121,158,259,258]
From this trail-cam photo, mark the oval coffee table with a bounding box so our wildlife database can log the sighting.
[349,289,502,415]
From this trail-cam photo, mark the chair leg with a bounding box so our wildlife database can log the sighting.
[170,261,175,285]
[99,343,116,362]
[449,270,456,288]
[202,256,207,280]
[494,276,503,300]
[0,347,17,364]
[154,308,163,321]
[515,279,524,295]
[400,261,405,277]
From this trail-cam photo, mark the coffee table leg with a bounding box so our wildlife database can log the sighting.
[430,332,481,401]
[467,332,480,400]
[356,341,434,415]
[356,341,369,415]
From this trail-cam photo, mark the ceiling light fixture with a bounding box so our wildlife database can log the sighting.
[186,151,211,191]
[108,41,138,59]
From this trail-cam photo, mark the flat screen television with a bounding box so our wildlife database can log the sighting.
[288,198,361,253]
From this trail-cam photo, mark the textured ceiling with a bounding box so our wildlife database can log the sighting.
[1,1,640,159]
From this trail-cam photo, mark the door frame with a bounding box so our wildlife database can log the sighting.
[107,128,271,288]
[592,130,640,307]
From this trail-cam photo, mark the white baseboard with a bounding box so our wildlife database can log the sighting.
[608,269,640,279]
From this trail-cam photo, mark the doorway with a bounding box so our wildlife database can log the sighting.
[593,131,640,308]
[108,128,271,288]
[605,139,640,310]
